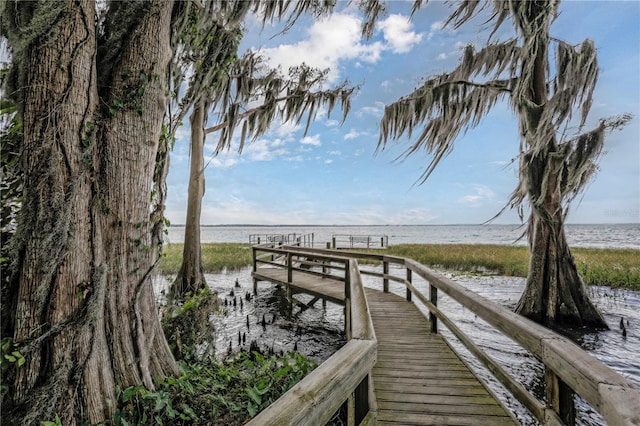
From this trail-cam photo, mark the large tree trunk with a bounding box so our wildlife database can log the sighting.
[170,101,208,300]
[5,2,180,425]
[515,151,607,329]
[516,212,608,328]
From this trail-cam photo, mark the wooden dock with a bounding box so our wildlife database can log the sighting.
[253,265,515,425]
[366,289,515,425]
[250,245,640,426]
[253,267,345,305]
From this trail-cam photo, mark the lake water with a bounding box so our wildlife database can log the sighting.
[165,223,639,249]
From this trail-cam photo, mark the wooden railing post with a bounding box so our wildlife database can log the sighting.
[546,367,576,425]
[406,268,412,301]
[383,260,389,292]
[287,252,293,283]
[332,236,336,249]
[344,259,351,339]
[252,247,258,294]
[429,283,438,333]
[353,375,370,425]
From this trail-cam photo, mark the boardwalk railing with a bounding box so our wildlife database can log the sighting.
[331,234,388,250]
[249,245,378,426]
[255,246,640,426]
[249,232,315,247]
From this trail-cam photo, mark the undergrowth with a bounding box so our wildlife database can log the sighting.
[113,351,316,425]
[104,288,317,425]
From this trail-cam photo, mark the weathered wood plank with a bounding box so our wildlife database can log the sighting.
[366,288,516,425]
[376,411,516,426]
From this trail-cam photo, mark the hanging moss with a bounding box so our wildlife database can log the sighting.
[0,0,68,111]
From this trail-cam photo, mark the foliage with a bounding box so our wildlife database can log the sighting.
[0,97,21,235]
[161,288,220,362]
[0,338,25,403]
[113,347,316,425]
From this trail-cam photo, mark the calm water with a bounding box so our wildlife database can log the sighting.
[165,223,639,249]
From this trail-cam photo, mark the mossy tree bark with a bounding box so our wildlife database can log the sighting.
[512,1,607,329]
[170,100,209,300]
[4,1,180,424]
[515,157,608,328]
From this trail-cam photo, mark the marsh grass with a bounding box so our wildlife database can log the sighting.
[383,244,639,290]
[160,243,639,290]
[160,243,253,274]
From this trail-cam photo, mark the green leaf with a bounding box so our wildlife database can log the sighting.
[245,386,262,405]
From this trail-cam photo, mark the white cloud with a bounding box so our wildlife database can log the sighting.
[245,138,288,161]
[275,120,301,138]
[344,129,362,140]
[460,185,496,206]
[329,150,342,156]
[378,14,424,53]
[324,159,334,164]
[300,134,322,146]
[334,207,437,225]
[359,101,385,117]
[428,21,445,40]
[260,13,385,83]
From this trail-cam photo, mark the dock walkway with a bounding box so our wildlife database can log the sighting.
[366,289,514,425]
[253,265,515,425]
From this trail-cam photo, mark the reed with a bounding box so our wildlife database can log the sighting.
[160,243,253,274]
[160,243,639,290]
[385,244,639,290]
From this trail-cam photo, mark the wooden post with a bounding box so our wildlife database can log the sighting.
[252,246,257,272]
[406,268,412,301]
[332,236,336,249]
[383,261,389,293]
[429,283,438,333]
[353,375,370,426]
[287,252,292,284]
[546,367,576,425]
[381,237,384,248]
[344,259,351,339]
[252,246,258,294]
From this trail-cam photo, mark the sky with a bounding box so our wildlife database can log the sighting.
[164,1,640,226]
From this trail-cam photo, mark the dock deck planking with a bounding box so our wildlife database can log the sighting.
[253,267,346,305]
[365,289,516,425]
[253,266,516,425]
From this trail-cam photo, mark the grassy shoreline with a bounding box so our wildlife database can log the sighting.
[160,243,640,290]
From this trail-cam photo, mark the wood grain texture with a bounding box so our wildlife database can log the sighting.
[366,289,517,426]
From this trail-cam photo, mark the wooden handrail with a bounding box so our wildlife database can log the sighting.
[250,247,378,426]
[253,245,640,426]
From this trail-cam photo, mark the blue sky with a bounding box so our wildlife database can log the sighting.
[165,1,640,225]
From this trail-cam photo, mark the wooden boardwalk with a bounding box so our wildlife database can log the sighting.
[253,267,345,305]
[253,266,516,425]
[366,289,515,425]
